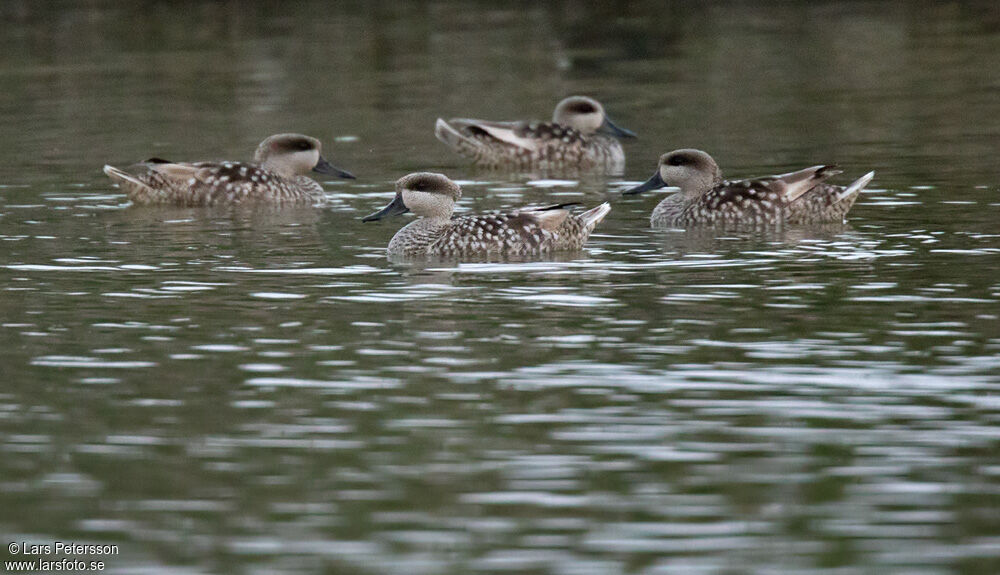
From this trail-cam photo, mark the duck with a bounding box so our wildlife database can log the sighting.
[362,172,611,257]
[434,96,635,174]
[622,149,874,227]
[103,133,354,206]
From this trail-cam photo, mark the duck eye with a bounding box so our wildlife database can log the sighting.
[296,141,311,151]
[667,155,687,166]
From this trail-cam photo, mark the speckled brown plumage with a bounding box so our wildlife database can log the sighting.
[434,96,634,174]
[785,182,865,225]
[106,161,324,206]
[103,133,353,206]
[438,120,625,172]
[650,178,792,227]
[363,172,611,258]
[625,149,874,228]
[388,205,609,257]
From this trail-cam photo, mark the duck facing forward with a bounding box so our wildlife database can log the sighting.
[434,96,635,174]
[103,133,355,206]
[623,149,874,228]
[362,172,611,257]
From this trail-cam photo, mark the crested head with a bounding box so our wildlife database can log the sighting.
[395,172,462,201]
[255,133,320,160]
[252,133,354,179]
[385,172,461,220]
[657,149,723,195]
[552,96,606,134]
[553,95,635,139]
[364,172,461,223]
[252,133,323,177]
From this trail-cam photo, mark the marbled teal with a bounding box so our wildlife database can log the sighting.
[623,149,874,227]
[103,133,354,206]
[362,172,611,257]
[434,96,635,174]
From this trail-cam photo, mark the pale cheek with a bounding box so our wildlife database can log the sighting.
[282,151,316,173]
[402,191,450,216]
[403,192,434,213]
[587,113,604,132]
[304,151,320,171]
[401,191,429,213]
[662,167,693,189]
[571,114,602,133]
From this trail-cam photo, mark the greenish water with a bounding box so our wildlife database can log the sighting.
[2,2,1000,573]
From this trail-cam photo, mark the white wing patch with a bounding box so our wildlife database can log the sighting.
[470,123,539,151]
[526,208,569,231]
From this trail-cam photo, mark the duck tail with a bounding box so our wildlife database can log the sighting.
[579,202,611,233]
[103,164,138,186]
[103,164,147,191]
[835,171,875,204]
[435,118,473,151]
[103,164,157,201]
[778,165,843,203]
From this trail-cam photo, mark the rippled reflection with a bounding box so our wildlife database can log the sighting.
[2,1,1000,574]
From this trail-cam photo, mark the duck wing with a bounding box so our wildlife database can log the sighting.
[444,119,540,151]
[759,165,842,203]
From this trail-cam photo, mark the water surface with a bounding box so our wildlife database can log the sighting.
[2,2,1000,574]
